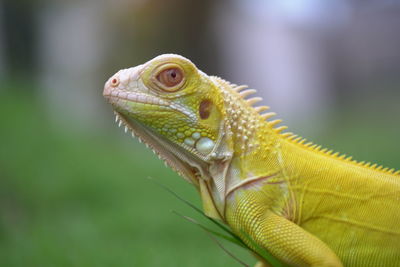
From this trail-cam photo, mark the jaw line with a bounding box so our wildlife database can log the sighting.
[105,89,213,162]
[104,88,198,122]
[114,111,212,187]
[105,90,169,106]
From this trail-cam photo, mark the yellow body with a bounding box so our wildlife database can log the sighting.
[104,54,400,267]
[226,133,400,266]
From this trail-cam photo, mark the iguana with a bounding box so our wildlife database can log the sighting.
[103,54,400,267]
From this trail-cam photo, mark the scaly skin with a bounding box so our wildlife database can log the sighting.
[103,54,400,267]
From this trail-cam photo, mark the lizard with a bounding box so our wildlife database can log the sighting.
[103,54,400,267]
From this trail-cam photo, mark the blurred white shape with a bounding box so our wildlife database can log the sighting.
[269,0,351,28]
[38,1,109,131]
[233,0,351,28]
[339,4,400,83]
[214,0,352,130]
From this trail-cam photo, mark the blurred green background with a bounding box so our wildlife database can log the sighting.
[0,1,399,266]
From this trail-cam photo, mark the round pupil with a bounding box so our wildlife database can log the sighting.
[157,67,183,88]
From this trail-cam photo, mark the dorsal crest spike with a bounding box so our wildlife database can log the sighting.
[246,97,263,106]
[293,136,302,142]
[233,85,248,92]
[239,89,257,98]
[260,112,276,120]
[304,142,313,147]
[281,132,293,138]
[268,119,282,128]
[254,106,270,113]
[298,138,307,145]
[210,76,246,92]
[274,126,288,133]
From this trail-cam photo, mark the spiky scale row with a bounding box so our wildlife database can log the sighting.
[213,76,399,177]
[283,132,400,176]
[114,111,190,179]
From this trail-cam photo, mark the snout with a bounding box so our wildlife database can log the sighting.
[103,64,144,98]
[102,64,169,108]
[103,80,113,98]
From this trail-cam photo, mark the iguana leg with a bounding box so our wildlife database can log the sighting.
[244,211,343,267]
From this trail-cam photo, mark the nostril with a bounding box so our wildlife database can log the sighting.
[111,77,119,87]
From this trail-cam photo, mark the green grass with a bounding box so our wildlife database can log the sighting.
[0,90,254,266]
[0,86,399,267]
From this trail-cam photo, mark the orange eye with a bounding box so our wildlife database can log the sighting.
[157,67,184,89]
[110,77,119,87]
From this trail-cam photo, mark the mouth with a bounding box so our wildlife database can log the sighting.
[103,89,169,107]
[113,111,202,186]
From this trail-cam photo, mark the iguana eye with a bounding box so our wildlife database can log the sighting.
[156,67,184,91]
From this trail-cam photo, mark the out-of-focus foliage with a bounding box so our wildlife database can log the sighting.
[0,85,255,266]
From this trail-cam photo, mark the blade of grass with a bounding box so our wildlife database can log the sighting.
[173,211,250,267]
[148,176,246,247]
[171,210,243,247]
[149,177,284,267]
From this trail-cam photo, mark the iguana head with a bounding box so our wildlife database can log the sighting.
[103,54,234,186]
[103,54,271,218]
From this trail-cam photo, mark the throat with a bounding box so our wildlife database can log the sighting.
[116,111,209,186]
